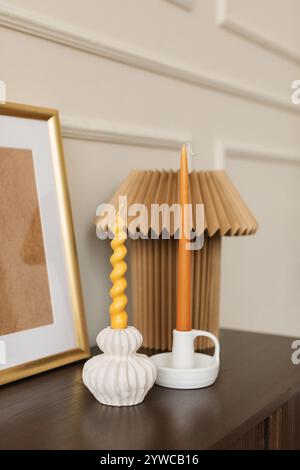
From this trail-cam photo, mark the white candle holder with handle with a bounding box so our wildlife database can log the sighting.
[151,329,220,389]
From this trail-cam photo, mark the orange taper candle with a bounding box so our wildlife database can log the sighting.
[176,144,192,331]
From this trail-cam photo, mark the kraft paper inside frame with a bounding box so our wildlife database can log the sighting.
[0,147,53,336]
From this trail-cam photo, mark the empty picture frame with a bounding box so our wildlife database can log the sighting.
[0,102,90,385]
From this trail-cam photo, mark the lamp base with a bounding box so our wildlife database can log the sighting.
[83,326,156,406]
[150,329,220,389]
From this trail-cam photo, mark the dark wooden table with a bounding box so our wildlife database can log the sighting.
[1,329,300,450]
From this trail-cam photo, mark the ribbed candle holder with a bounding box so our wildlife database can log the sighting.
[83,326,156,406]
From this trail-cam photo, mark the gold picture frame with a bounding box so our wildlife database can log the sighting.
[0,102,90,385]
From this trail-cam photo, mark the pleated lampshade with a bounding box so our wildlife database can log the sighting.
[96,169,258,351]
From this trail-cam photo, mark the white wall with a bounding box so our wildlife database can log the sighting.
[1,0,300,344]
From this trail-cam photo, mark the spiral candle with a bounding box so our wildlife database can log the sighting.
[109,216,128,329]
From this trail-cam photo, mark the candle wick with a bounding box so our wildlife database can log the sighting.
[185,143,197,171]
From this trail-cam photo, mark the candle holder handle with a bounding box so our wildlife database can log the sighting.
[192,330,220,363]
[172,329,220,369]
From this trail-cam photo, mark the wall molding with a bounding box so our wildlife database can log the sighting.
[214,140,300,170]
[164,0,195,11]
[217,0,300,66]
[60,115,190,149]
[0,1,299,115]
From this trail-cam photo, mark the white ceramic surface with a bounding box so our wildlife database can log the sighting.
[82,326,156,406]
[151,329,220,389]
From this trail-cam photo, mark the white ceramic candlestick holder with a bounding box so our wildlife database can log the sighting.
[151,329,220,389]
[83,326,156,406]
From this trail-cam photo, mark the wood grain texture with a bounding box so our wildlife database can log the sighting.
[230,422,265,450]
[268,393,300,450]
[0,330,300,450]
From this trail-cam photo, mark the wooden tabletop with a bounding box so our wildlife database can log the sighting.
[0,329,299,450]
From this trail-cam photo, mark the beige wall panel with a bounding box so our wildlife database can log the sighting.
[5,0,300,95]
[1,0,300,344]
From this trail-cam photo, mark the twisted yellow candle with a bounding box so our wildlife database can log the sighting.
[109,216,128,329]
